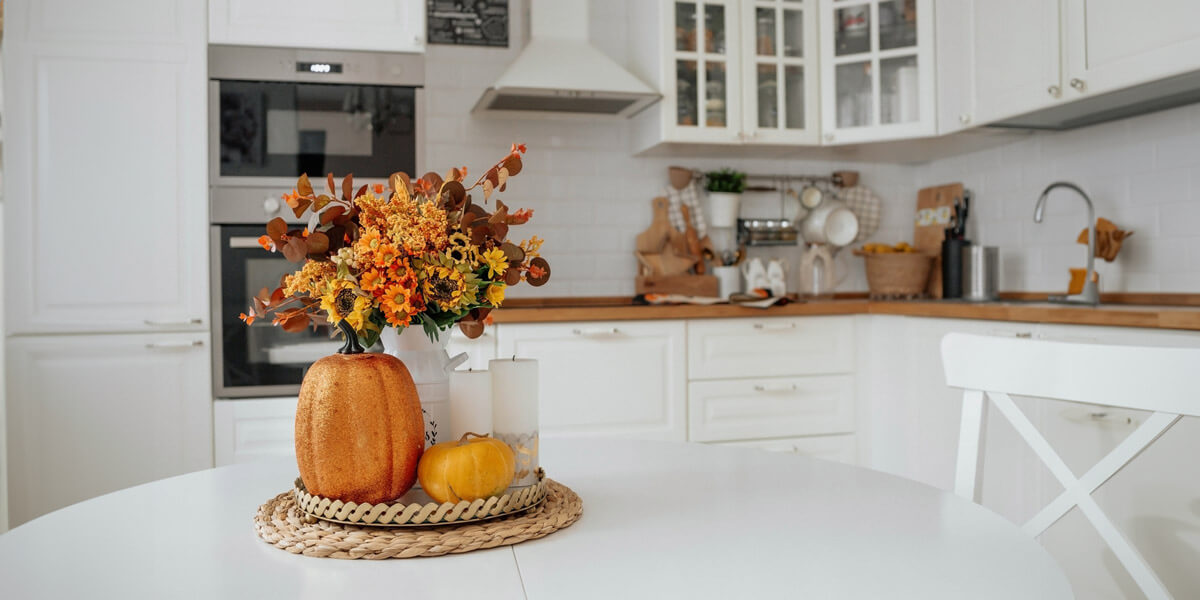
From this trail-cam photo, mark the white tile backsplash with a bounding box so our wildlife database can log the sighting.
[424,0,1199,297]
[919,103,1200,293]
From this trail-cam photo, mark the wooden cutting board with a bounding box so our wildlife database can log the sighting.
[914,183,963,298]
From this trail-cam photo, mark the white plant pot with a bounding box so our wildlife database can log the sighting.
[707,192,742,228]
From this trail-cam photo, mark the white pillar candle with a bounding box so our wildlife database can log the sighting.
[489,357,539,487]
[448,368,492,442]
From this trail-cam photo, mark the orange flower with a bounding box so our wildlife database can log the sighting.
[510,143,527,155]
[374,243,401,268]
[509,208,534,224]
[238,312,256,325]
[257,235,275,252]
[372,183,385,194]
[527,263,547,279]
[359,268,385,293]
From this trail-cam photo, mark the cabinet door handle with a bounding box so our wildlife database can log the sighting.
[1015,332,1033,339]
[572,327,620,337]
[753,322,796,332]
[958,113,971,125]
[1047,85,1061,98]
[1069,78,1086,92]
[145,318,204,327]
[753,383,797,393]
[146,340,204,349]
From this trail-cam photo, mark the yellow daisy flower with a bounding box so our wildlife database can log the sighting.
[485,283,506,306]
[480,248,509,279]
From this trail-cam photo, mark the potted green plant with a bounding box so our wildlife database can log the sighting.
[705,168,747,227]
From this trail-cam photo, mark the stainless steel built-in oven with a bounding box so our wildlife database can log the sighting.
[209,45,424,397]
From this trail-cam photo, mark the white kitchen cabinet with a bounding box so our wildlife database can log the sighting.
[5,333,213,526]
[2,0,208,335]
[739,0,821,144]
[688,375,854,441]
[687,316,854,380]
[935,0,1063,132]
[1063,0,1200,99]
[818,0,936,144]
[213,397,297,467]
[496,321,688,441]
[632,0,745,150]
[716,433,857,464]
[447,328,498,372]
[208,0,425,53]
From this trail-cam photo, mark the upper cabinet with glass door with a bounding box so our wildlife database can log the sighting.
[819,0,935,144]
[741,0,820,144]
[666,0,743,144]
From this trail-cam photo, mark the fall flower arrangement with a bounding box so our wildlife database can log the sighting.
[240,144,549,346]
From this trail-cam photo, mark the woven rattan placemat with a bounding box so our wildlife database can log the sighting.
[254,479,583,559]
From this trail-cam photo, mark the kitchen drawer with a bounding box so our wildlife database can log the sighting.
[716,434,858,465]
[687,375,855,442]
[687,316,854,380]
[213,397,297,466]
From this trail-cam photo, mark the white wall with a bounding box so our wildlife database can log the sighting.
[916,103,1200,293]
[421,0,915,298]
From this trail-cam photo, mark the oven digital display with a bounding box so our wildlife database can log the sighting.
[296,61,343,74]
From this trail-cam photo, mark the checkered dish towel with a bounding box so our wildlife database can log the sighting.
[840,185,882,243]
[664,180,708,237]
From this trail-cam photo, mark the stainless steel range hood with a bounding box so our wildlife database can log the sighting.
[473,0,660,118]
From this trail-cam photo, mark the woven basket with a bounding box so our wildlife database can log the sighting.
[856,251,934,299]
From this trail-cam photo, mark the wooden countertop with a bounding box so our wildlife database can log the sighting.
[491,295,1200,331]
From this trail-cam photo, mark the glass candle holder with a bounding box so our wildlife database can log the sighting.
[489,357,539,487]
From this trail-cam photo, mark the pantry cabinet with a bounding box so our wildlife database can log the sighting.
[3,0,209,335]
[818,0,936,144]
[208,0,426,53]
[5,333,213,526]
[496,321,688,441]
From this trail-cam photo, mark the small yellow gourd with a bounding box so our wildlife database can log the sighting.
[417,433,516,504]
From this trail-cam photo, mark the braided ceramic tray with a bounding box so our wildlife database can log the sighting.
[294,470,547,527]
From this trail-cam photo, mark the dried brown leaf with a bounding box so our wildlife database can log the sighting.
[458,319,485,339]
[341,174,353,203]
[527,257,551,286]
[296,174,314,197]
[306,231,329,255]
[326,173,336,196]
[502,154,522,178]
[320,205,346,225]
[266,217,288,244]
[282,237,308,262]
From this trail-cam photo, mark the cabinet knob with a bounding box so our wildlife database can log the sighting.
[1069,78,1086,92]
[958,114,971,125]
[263,196,281,215]
[1047,85,1061,98]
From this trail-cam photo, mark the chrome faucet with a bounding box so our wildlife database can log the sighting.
[1034,182,1099,305]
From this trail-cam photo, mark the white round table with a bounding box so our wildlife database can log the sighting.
[0,439,1072,599]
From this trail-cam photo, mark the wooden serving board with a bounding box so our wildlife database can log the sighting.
[636,275,719,297]
[914,183,963,298]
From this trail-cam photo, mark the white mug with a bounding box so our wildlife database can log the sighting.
[711,265,741,300]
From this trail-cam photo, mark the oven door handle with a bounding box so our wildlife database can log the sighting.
[229,236,266,249]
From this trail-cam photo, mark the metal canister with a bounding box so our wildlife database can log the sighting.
[962,245,999,302]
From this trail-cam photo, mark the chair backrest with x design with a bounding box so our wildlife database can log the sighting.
[941,332,1200,600]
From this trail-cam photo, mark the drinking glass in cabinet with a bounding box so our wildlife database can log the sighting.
[706,61,727,127]
[757,64,778,128]
[677,60,699,126]
[704,3,726,54]
[783,9,804,57]
[881,56,919,124]
[878,0,917,51]
[756,7,776,56]
[836,61,873,128]
[676,3,697,52]
[835,4,870,56]
[784,65,805,129]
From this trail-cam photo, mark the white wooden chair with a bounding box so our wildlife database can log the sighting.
[941,332,1199,600]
